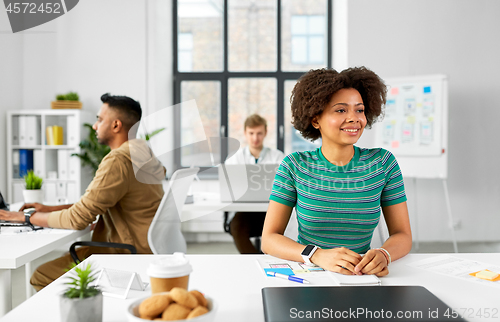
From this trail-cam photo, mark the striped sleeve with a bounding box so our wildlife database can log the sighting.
[380,150,407,207]
[269,157,297,208]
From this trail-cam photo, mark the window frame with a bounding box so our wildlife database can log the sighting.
[173,0,332,173]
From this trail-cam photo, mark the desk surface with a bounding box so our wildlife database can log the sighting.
[3,253,500,322]
[0,227,90,269]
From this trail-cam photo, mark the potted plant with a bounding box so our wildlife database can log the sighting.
[52,91,83,109]
[22,170,43,203]
[60,263,103,322]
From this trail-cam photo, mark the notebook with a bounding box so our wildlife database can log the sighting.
[329,272,381,286]
[219,164,279,203]
[262,286,466,322]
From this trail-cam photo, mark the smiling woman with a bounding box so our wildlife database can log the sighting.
[261,67,412,278]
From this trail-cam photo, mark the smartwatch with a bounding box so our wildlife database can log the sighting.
[24,209,35,225]
[301,244,318,265]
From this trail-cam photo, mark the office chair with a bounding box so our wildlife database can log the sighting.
[70,167,200,263]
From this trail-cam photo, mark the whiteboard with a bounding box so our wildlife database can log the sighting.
[373,74,448,179]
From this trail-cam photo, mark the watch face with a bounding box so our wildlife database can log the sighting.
[301,244,316,256]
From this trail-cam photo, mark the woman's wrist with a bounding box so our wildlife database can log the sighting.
[310,248,323,265]
[375,248,391,265]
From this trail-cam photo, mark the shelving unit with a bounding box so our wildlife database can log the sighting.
[6,110,95,204]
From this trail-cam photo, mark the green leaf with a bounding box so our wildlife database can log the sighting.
[24,170,43,190]
[63,262,101,299]
[140,127,166,141]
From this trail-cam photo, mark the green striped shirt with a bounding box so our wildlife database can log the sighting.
[270,146,407,253]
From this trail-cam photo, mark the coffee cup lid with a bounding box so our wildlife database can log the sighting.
[147,252,192,278]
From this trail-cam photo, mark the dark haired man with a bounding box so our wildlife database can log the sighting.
[0,93,166,291]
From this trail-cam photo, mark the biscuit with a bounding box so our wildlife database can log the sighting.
[187,306,209,319]
[139,294,172,319]
[170,287,198,309]
[161,303,191,321]
[189,290,208,308]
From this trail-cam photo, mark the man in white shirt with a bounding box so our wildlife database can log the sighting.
[225,114,284,253]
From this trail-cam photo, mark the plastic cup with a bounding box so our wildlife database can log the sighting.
[147,252,192,293]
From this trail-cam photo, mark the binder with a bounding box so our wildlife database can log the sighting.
[57,150,68,179]
[19,116,27,146]
[69,150,79,180]
[44,183,57,203]
[53,126,64,145]
[67,182,77,203]
[12,117,19,145]
[25,116,38,146]
[19,149,34,177]
[13,150,20,178]
[13,183,24,203]
[33,150,45,178]
[46,126,54,145]
[56,182,67,200]
[67,115,79,146]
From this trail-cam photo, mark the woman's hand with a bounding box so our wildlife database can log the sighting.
[311,247,363,275]
[354,249,389,277]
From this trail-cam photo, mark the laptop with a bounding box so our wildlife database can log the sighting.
[219,164,279,203]
[262,286,465,322]
[0,191,8,211]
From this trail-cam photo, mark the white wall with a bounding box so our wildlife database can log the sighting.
[348,0,500,241]
[1,0,174,197]
[0,10,23,196]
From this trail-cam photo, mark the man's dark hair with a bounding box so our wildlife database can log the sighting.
[100,93,142,131]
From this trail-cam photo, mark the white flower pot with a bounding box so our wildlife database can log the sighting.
[22,189,43,203]
[60,292,103,322]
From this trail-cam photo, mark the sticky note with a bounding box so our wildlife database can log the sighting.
[391,141,400,148]
[475,270,499,281]
[390,87,399,95]
[423,86,431,93]
[264,268,294,276]
[406,116,416,124]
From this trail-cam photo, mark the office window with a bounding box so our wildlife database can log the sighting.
[174,0,332,171]
[180,81,221,167]
[282,0,328,71]
[178,33,193,72]
[177,0,223,72]
[290,15,325,65]
[228,78,278,149]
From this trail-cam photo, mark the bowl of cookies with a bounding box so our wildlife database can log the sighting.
[127,287,216,321]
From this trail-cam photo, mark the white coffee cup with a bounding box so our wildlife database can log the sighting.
[147,252,192,293]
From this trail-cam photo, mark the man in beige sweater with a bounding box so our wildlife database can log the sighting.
[0,93,165,291]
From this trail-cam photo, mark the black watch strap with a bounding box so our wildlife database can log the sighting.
[24,209,35,225]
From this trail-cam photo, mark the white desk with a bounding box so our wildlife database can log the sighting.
[0,226,90,316]
[2,253,499,322]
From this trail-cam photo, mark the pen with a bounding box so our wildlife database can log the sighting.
[266,271,310,284]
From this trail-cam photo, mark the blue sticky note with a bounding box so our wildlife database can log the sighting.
[264,268,294,276]
[423,86,431,93]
